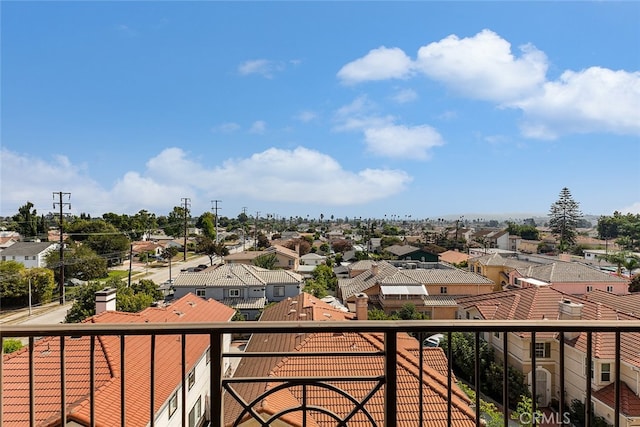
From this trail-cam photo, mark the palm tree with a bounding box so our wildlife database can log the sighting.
[623,255,640,278]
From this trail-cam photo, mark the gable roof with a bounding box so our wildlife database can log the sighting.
[582,289,640,317]
[2,294,235,427]
[456,287,640,365]
[439,250,470,265]
[224,293,475,427]
[172,263,303,288]
[385,244,421,256]
[593,382,640,417]
[0,241,56,257]
[516,261,628,283]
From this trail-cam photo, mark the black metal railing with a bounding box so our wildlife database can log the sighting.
[2,320,639,427]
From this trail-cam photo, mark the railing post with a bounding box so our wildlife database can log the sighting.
[385,330,397,427]
[90,335,95,427]
[614,331,620,427]
[585,332,592,427]
[211,331,223,427]
[474,332,480,427]
[531,332,537,427]
[120,335,126,427]
[559,332,565,426]
[150,334,156,427]
[182,333,187,426]
[502,331,509,427]
[29,336,35,427]
[60,336,66,427]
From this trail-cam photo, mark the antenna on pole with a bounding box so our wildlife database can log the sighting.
[211,200,222,244]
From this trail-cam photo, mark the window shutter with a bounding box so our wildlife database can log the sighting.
[545,342,551,357]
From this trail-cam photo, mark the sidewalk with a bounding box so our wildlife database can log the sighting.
[0,301,72,325]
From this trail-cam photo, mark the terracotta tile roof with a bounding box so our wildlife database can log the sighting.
[2,294,235,427]
[583,289,640,316]
[457,287,640,367]
[439,250,470,265]
[224,293,475,427]
[518,261,628,284]
[593,382,640,417]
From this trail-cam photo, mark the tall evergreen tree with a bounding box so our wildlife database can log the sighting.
[549,187,582,251]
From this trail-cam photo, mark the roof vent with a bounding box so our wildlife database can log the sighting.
[323,313,332,318]
[288,309,297,315]
[173,310,184,317]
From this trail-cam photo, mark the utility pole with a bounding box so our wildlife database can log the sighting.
[181,198,191,261]
[53,191,71,304]
[254,211,260,250]
[211,200,222,243]
[241,207,248,248]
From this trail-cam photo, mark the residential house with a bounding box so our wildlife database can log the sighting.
[172,263,303,320]
[384,244,439,262]
[456,286,640,426]
[510,260,629,295]
[518,239,541,254]
[439,250,470,266]
[338,260,494,319]
[1,292,236,427]
[224,244,300,271]
[223,292,476,426]
[298,253,326,278]
[0,241,57,268]
[468,252,535,291]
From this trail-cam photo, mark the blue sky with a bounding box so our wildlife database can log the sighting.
[2,1,639,221]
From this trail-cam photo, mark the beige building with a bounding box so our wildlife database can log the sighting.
[457,286,640,425]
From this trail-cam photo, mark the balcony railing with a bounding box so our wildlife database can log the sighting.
[2,320,640,427]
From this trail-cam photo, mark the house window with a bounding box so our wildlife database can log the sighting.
[196,288,206,298]
[288,260,293,266]
[493,331,500,338]
[533,342,551,358]
[228,289,240,297]
[440,286,447,294]
[586,285,593,292]
[188,370,195,390]
[601,363,611,382]
[606,286,614,293]
[188,396,202,427]
[168,392,178,418]
[274,286,285,297]
[477,267,482,274]
[466,312,470,319]
[470,265,475,272]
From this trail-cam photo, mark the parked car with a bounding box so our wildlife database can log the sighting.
[423,334,444,348]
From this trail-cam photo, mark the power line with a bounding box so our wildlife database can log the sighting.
[211,200,222,243]
[53,191,70,304]
[181,198,190,261]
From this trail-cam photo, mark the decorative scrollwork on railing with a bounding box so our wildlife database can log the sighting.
[225,377,384,426]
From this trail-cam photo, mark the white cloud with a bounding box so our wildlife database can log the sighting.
[333,96,395,132]
[363,124,444,159]
[249,120,267,134]
[414,29,548,103]
[215,122,241,133]
[619,201,640,215]
[337,46,414,84]
[238,59,285,78]
[513,67,640,139]
[295,111,318,123]
[391,88,418,104]
[0,147,411,216]
[333,97,444,159]
[208,147,411,204]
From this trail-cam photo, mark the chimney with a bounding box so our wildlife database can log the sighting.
[95,288,117,314]
[558,299,583,340]
[355,293,368,320]
[558,254,571,262]
[371,263,379,276]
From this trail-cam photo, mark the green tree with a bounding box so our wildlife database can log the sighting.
[311,264,337,292]
[396,303,428,320]
[65,278,161,323]
[549,187,582,251]
[302,279,328,298]
[510,395,542,427]
[46,242,108,282]
[253,253,278,270]
[12,201,39,239]
[3,339,23,354]
[367,308,391,320]
[85,232,130,267]
[196,236,228,265]
[164,206,190,238]
[0,262,55,307]
[196,212,217,240]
